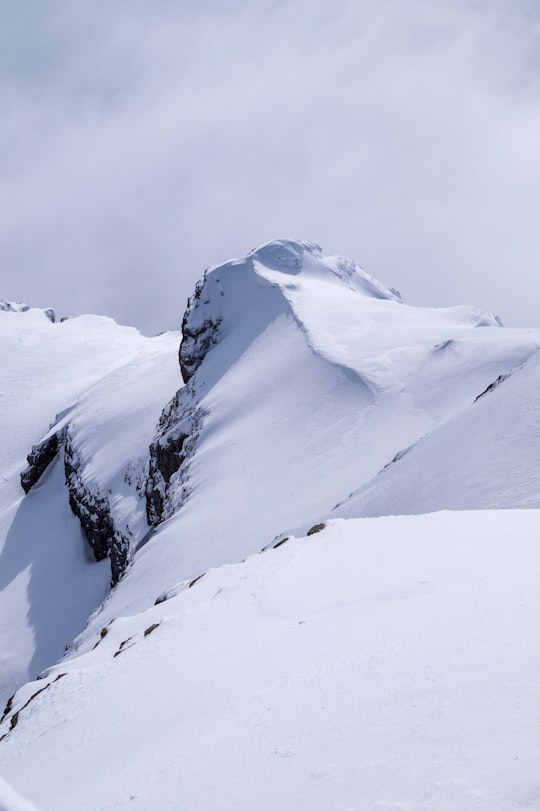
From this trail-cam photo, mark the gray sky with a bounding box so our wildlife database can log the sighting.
[1,0,540,333]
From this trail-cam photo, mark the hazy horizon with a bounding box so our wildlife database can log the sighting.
[2,0,540,334]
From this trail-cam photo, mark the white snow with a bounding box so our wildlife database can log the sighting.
[0,306,180,701]
[0,776,39,811]
[74,240,540,640]
[2,241,540,811]
[332,346,540,519]
[2,512,540,810]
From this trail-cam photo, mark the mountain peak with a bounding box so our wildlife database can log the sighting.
[1,299,56,322]
[179,240,400,382]
[0,299,29,313]
[247,238,322,271]
[248,238,401,300]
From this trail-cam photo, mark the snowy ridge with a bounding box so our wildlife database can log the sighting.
[0,300,29,314]
[2,240,540,810]
[64,240,534,648]
[330,345,540,519]
[0,299,56,322]
[179,238,400,384]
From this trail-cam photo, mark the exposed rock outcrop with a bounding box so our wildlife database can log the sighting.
[0,299,56,321]
[474,372,512,402]
[179,272,223,384]
[0,299,30,313]
[64,430,131,584]
[21,433,61,493]
[146,383,206,527]
[21,427,131,584]
[17,240,411,586]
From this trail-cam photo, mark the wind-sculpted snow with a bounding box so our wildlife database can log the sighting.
[78,239,531,639]
[248,239,401,301]
[331,347,540,519]
[4,240,540,810]
[179,239,401,383]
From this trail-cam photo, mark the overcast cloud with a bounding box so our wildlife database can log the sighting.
[1,0,540,333]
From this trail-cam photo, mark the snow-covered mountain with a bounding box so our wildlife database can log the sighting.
[1,240,539,810]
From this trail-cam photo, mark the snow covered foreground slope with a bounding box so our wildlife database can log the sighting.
[2,240,540,809]
[3,513,540,811]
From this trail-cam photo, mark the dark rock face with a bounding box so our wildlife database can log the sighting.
[21,433,61,493]
[474,372,511,402]
[21,426,130,584]
[179,272,222,384]
[306,523,326,536]
[18,265,225,582]
[179,316,221,383]
[64,431,130,584]
[146,383,206,527]
[64,432,112,562]
[148,266,226,525]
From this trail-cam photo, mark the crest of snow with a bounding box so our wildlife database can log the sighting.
[180,238,501,387]
[248,238,401,301]
[331,346,540,519]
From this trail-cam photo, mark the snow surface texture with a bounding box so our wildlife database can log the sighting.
[3,513,540,810]
[2,240,540,810]
[331,349,540,519]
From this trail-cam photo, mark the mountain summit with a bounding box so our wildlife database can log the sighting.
[179,238,401,383]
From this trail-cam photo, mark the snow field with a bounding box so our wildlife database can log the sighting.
[2,511,540,810]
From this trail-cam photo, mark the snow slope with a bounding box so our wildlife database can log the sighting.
[2,240,540,810]
[3,512,540,811]
[0,306,180,701]
[72,240,539,645]
[0,776,38,811]
[331,347,540,519]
